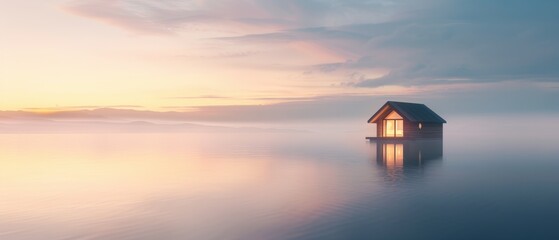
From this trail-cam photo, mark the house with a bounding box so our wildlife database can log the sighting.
[366,101,446,139]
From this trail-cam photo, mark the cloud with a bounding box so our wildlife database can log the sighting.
[63,0,171,34]
[228,6,559,87]
[242,1,559,85]
[62,0,559,92]
[168,95,319,102]
[62,0,402,34]
[23,105,144,110]
[168,95,233,100]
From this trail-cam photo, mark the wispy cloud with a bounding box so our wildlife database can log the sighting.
[23,105,144,111]
[168,95,319,102]
[62,0,559,90]
[62,0,401,34]
[62,0,209,34]
[168,95,233,100]
[227,14,559,87]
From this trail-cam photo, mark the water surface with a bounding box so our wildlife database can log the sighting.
[1,120,559,239]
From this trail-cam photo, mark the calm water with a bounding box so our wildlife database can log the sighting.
[1,120,559,239]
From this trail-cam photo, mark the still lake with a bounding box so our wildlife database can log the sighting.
[1,117,559,240]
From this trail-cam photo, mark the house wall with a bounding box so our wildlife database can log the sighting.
[376,119,443,138]
[403,121,419,138]
[415,122,443,138]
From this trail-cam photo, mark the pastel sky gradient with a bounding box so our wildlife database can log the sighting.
[1,0,559,122]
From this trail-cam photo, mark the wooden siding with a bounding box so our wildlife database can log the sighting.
[419,122,443,138]
[403,120,418,138]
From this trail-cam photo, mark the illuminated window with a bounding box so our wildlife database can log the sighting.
[385,111,403,120]
[383,111,404,137]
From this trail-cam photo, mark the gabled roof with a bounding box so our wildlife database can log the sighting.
[367,101,447,123]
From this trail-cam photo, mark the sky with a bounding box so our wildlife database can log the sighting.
[1,0,559,123]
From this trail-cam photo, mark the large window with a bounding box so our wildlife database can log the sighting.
[383,111,404,137]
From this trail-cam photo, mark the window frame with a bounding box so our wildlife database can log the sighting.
[383,119,404,137]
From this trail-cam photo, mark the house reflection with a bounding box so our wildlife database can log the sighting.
[370,139,443,181]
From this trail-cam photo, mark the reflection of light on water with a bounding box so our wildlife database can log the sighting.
[0,134,364,240]
[383,144,403,169]
[381,144,404,180]
[373,140,443,182]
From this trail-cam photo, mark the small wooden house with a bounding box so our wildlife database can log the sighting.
[367,101,446,139]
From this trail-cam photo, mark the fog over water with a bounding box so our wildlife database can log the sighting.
[1,115,558,240]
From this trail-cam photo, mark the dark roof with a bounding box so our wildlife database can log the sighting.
[367,101,447,123]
